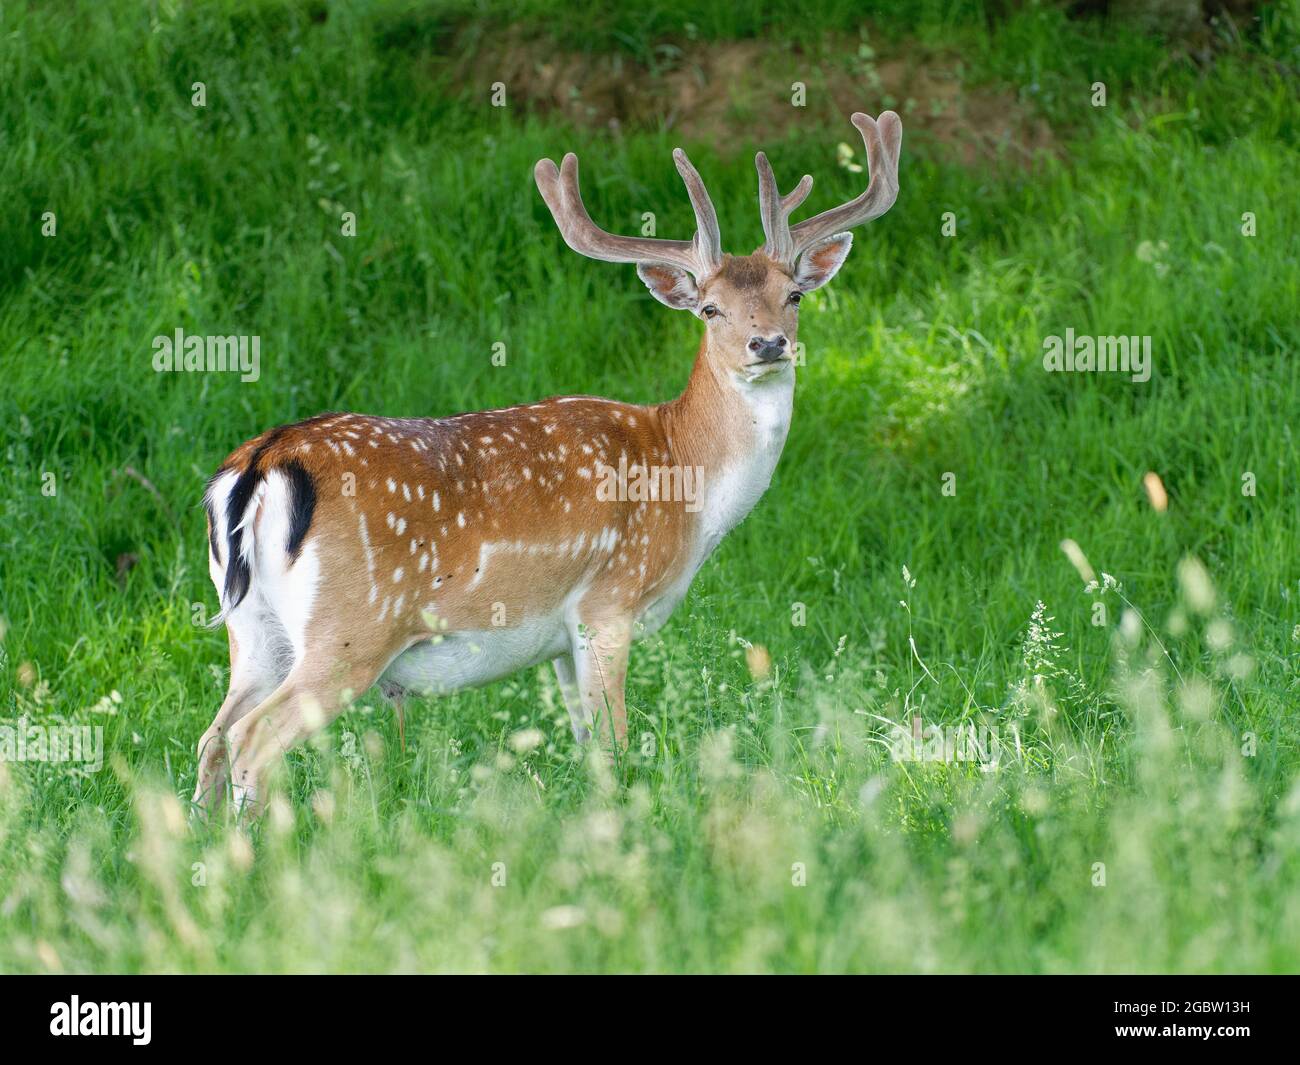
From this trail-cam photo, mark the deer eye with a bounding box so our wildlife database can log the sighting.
[788,291,803,306]
[701,304,720,319]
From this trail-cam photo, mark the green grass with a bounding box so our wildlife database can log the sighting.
[0,0,1298,972]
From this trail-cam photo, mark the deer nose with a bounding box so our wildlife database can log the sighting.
[748,334,788,362]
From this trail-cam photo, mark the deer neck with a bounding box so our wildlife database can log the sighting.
[659,335,794,553]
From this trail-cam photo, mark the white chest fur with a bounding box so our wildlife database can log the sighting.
[699,373,793,547]
[639,372,794,635]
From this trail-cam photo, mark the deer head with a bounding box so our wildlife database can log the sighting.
[534,111,903,384]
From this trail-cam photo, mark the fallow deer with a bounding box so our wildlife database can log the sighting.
[194,111,902,815]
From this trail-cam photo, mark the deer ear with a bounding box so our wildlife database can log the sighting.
[793,232,853,291]
[636,262,700,311]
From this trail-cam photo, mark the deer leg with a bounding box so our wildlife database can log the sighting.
[194,688,263,818]
[225,651,387,817]
[568,614,632,751]
[552,652,592,743]
[193,627,284,818]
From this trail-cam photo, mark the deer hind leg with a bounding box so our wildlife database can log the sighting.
[567,612,633,751]
[192,619,289,817]
[224,641,390,817]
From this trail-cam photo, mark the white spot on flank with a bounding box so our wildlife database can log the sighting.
[456,512,466,528]
[387,478,397,493]
[396,517,407,535]
[469,543,492,588]
[358,513,376,575]
[393,567,404,583]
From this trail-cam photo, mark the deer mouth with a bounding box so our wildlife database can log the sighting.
[740,357,792,382]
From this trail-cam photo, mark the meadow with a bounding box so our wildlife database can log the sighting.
[0,0,1297,973]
